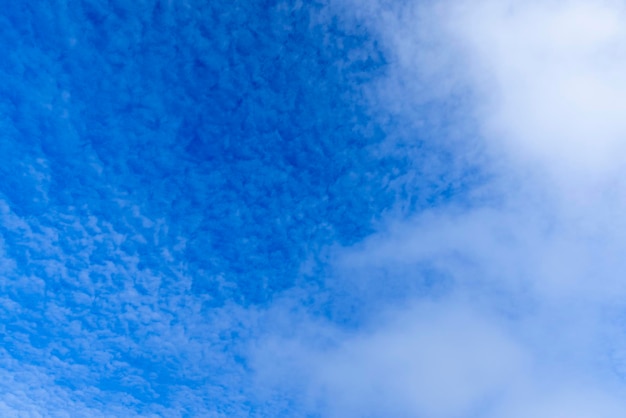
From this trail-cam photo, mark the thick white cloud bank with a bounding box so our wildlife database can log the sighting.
[371,0,626,176]
[250,0,626,417]
[455,0,626,173]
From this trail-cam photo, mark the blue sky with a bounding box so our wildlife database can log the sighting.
[3,0,626,417]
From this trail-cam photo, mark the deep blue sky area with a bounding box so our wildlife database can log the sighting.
[2,0,393,301]
[0,0,426,416]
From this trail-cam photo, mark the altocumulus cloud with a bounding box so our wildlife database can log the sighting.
[248,0,626,417]
[0,0,393,416]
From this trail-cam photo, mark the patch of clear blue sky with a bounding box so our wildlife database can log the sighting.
[0,0,481,415]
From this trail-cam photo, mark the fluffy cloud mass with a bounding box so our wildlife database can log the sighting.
[250,1,626,416]
[455,0,626,173]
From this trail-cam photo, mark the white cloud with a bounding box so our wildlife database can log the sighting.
[342,0,626,179]
[249,0,626,416]
[451,0,626,175]
[253,292,626,417]
[308,303,528,418]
